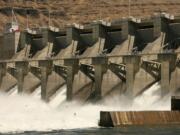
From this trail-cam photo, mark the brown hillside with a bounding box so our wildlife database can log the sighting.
[0,0,180,31]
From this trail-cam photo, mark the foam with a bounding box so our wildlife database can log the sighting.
[0,83,171,133]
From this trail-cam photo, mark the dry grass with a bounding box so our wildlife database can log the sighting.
[0,0,180,31]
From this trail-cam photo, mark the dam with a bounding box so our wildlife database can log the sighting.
[0,13,180,103]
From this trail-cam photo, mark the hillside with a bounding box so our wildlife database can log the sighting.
[0,0,180,31]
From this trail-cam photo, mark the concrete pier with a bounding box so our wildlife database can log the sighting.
[0,63,17,92]
[15,61,29,93]
[92,57,108,99]
[123,55,141,97]
[158,53,177,96]
[0,63,6,86]
[39,60,53,101]
[2,32,20,59]
[64,58,79,101]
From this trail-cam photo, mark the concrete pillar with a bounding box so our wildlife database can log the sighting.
[41,28,55,44]
[17,68,24,93]
[92,57,108,99]
[66,27,80,45]
[121,20,129,40]
[64,58,79,101]
[3,32,15,59]
[25,32,32,45]
[123,55,141,98]
[153,15,169,38]
[0,62,6,86]
[39,60,53,102]
[41,28,49,46]
[15,61,29,93]
[93,23,106,42]
[128,21,137,35]
[19,31,27,49]
[153,15,162,38]
[158,53,177,96]
[19,31,32,56]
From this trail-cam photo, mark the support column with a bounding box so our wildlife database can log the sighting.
[66,26,80,45]
[0,62,6,86]
[42,28,55,44]
[123,55,141,98]
[158,53,177,96]
[64,58,79,101]
[15,61,29,93]
[93,23,106,42]
[41,28,49,46]
[39,60,53,102]
[19,31,27,49]
[92,57,108,99]
[128,21,137,35]
[25,31,33,46]
[121,20,129,40]
[153,15,169,39]
[3,32,16,59]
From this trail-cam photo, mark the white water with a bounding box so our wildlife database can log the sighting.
[0,83,171,133]
[31,86,41,99]
[8,86,18,96]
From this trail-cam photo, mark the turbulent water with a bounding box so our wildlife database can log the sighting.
[0,83,172,134]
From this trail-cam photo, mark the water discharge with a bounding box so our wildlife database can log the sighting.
[0,83,171,133]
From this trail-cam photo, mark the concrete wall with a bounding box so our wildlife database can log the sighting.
[0,14,180,102]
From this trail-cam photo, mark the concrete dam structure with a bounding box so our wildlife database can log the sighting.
[0,13,180,102]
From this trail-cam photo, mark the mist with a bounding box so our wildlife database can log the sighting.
[0,83,171,133]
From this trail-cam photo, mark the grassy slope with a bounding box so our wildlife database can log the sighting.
[0,0,179,31]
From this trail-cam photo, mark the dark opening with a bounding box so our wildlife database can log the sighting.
[171,96,180,111]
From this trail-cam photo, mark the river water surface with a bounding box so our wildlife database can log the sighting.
[3,126,180,135]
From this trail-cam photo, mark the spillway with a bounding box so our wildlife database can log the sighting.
[0,13,179,132]
[0,14,180,102]
[0,82,172,133]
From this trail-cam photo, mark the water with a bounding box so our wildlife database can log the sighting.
[3,126,180,135]
[0,83,176,134]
